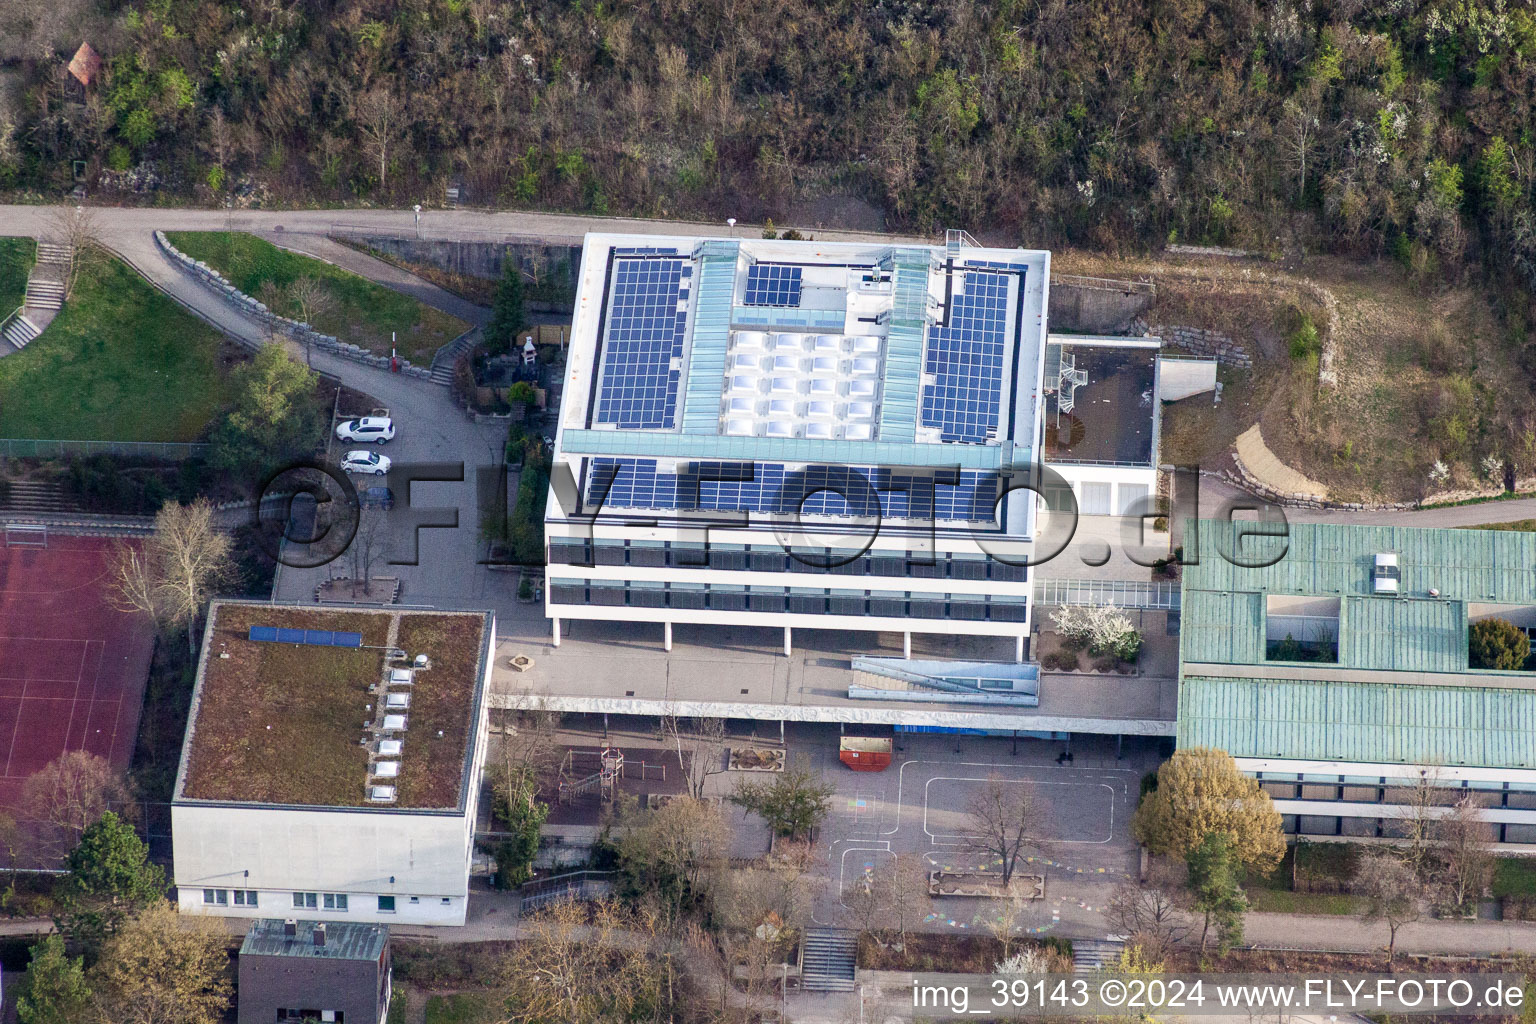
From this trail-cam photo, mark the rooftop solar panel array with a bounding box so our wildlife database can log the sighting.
[247,626,364,648]
[920,271,1011,444]
[588,458,999,522]
[594,258,689,429]
[743,265,803,307]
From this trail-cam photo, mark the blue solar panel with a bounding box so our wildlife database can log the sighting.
[921,272,1011,444]
[588,458,999,522]
[743,265,802,307]
[594,259,689,429]
[248,626,362,648]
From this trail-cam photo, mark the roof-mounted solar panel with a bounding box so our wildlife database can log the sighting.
[249,626,363,649]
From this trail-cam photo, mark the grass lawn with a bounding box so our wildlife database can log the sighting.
[424,992,500,1024]
[1469,520,1536,532]
[0,255,235,441]
[0,236,34,314]
[1493,856,1536,898]
[1245,887,1359,915]
[165,231,468,363]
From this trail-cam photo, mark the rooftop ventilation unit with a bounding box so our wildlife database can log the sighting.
[413,654,430,669]
[369,785,397,803]
[1373,552,1401,595]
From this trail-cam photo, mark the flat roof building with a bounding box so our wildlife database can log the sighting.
[545,232,1051,659]
[237,918,391,1024]
[1177,520,1536,844]
[172,602,495,925]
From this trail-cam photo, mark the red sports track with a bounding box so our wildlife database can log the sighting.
[0,534,155,809]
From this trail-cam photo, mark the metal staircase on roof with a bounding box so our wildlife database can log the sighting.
[1056,353,1088,417]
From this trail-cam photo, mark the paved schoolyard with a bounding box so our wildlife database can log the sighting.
[806,727,1159,935]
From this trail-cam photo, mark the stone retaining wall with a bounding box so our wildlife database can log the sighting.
[1139,320,1252,368]
[154,232,437,382]
[1216,463,1415,511]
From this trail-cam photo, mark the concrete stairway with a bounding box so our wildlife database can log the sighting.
[429,326,480,385]
[2,313,40,350]
[0,481,75,516]
[2,240,71,354]
[1071,938,1126,973]
[799,928,857,992]
[24,279,64,311]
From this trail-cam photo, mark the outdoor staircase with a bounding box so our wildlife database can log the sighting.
[429,326,480,385]
[24,279,64,311]
[0,481,75,516]
[2,240,72,354]
[1071,938,1126,973]
[799,927,857,992]
[2,313,40,350]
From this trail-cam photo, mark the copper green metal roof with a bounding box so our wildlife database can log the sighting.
[1179,521,1536,673]
[1178,675,1536,769]
[1184,520,1536,602]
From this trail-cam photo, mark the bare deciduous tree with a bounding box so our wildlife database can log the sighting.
[1353,850,1427,963]
[110,499,236,656]
[964,774,1043,886]
[1106,875,1190,963]
[844,856,894,936]
[985,891,1033,962]
[349,505,390,595]
[1436,793,1496,911]
[48,204,102,299]
[1280,95,1322,204]
[502,899,670,1023]
[21,750,130,860]
[888,853,930,949]
[287,275,336,328]
[354,88,403,188]
[659,712,728,800]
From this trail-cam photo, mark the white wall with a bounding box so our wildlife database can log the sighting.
[173,803,475,926]
[1045,464,1159,517]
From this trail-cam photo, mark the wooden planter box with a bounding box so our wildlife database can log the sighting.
[729,747,786,772]
[928,870,1044,900]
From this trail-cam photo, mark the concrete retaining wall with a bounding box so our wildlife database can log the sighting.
[336,236,580,312]
[1048,275,1156,334]
[154,232,438,382]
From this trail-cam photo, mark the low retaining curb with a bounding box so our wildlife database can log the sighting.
[154,232,435,382]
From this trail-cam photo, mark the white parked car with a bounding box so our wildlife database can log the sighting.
[335,416,395,444]
[341,450,391,476]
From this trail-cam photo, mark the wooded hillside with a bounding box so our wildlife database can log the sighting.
[2,0,1534,302]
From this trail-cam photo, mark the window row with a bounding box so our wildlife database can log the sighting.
[547,539,1029,582]
[1282,815,1536,845]
[201,890,451,913]
[1258,775,1536,810]
[548,580,1029,622]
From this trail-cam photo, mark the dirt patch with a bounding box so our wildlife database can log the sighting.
[1051,249,1533,504]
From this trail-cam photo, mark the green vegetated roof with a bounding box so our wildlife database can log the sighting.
[1179,675,1536,769]
[1184,520,1536,603]
[177,602,491,811]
